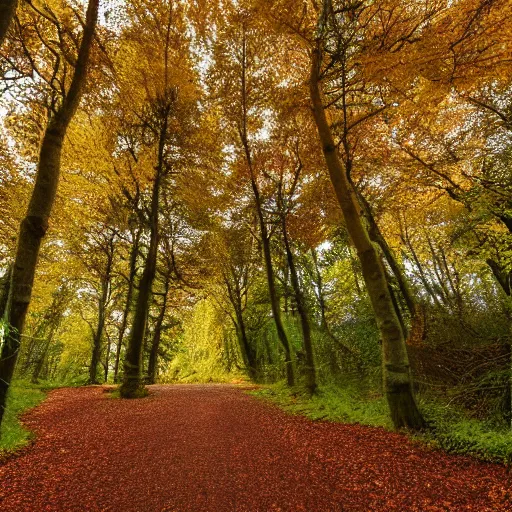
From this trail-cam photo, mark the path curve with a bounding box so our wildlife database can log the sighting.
[0,384,510,511]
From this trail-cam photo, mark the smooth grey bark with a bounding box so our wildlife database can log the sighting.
[0,0,99,429]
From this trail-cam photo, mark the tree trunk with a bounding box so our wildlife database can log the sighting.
[503,341,512,427]
[120,120,165,398]
[357,190,416,317]
[31,337,51,384]
[0,0,99,430]
[281,215,317,393]
[234,301,257,380]
[225,275,257,379]
[238,26,294,386]
[104,331,111,382]
[259,217,295,386]
[0,0,17,49]
[31,320,61,384]
[311,248,358,361]
[486,258,511,297]
[114,229,140,383]
[89,302,104,384]
[89,254,112,384]
[146,275,169,385]
[309,46,424,430]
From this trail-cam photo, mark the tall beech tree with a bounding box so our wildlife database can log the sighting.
[307,0,427,428]
[275,142,317,393]
[0,0,99,428]
[209,8,296,386]
[118,0,198,397]
[113,224,141,384]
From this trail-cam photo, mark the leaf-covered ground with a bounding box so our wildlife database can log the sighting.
[0,385,510,511]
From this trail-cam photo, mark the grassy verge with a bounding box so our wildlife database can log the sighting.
[250,382,512,464]
[0,381,47,455]
[418,400,512,464]
[249,381,392,427]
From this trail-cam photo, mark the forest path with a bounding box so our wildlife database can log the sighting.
[0,384,510,512]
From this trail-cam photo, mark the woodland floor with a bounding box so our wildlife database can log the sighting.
[0,385,511,512]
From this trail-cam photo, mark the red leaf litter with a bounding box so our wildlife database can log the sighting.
[0,385,511,511]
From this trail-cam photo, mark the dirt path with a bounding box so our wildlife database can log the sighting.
[0,385,510,511]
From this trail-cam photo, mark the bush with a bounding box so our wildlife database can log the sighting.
[419,400,512,464]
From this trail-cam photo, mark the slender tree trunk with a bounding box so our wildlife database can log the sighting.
[147,276,169,385]
[31,321,61,384]
[89,258,112,384]
[0,0,17,49]
[225,275,257,379]
[237,26,294,386]
[401,231,442,307]
[357,191,416,316]
[234,301,257,379]
[259,219,295,386]
[114,229,140,383]
[311,248,357,360]
[281,215,317,393]
[503,341,512,426]
[311,249,327,328]
[309,46,424,429]
[0,0,99,429]
[120,118,166,397]
[486,258,511,297]
[89,234,114,385]
[104,331,111,382]
[31,336,52,384]
[120,213,159,397]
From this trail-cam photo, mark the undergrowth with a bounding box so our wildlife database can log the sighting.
[250,381,512,464]
[0,381,46,454]
[0,378,85,456]
[250,381,392,428]
[418,400,512,464]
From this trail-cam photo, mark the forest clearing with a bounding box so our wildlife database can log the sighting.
[1,0,512,509]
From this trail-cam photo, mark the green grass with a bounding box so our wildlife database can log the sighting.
[250,381,512,464]
[0,381,46,455]
[418,400,512,464]
[250,381,393,428]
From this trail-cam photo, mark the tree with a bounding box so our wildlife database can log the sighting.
[0,0,99,429]
[306,0,426,428]
[208,6,298,386]
[117,0,200,397]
